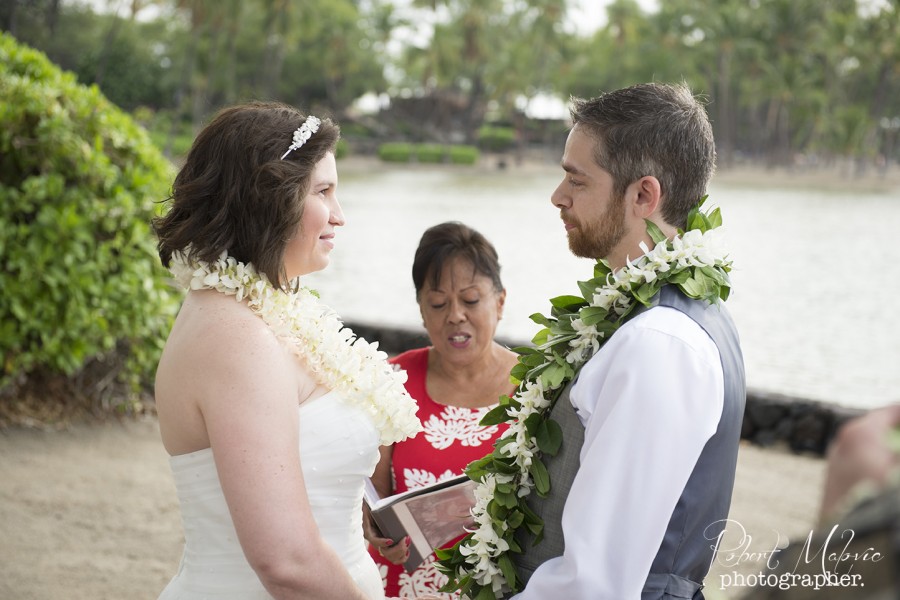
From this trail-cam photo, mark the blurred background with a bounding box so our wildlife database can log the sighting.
[1,0,898,421]
[4,0,898,169]
[1,3,898,598]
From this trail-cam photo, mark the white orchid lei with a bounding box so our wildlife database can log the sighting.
[435,199,734,599]
[169,250,422,445]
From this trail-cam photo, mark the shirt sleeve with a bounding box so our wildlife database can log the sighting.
[511,306,724,600]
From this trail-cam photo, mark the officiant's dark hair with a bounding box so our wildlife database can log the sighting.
[412,222,503,299]
[570,82,715,229]
[153,101,340,289]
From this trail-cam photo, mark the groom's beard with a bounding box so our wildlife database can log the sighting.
[566,192,628,260]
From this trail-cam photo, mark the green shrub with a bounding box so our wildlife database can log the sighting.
[448,145,480,165]
[335,138,350,159]
[340,122,376,139]
[477,125,517,152]
[378,142,413,162]
[377,142,478,166]
[147,128,195,161]
[139,109,195,161]
[415,144,446,163]
[0,33,179,411]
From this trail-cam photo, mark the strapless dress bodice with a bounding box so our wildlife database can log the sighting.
[158,392,384,599]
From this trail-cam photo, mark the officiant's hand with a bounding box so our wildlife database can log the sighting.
[368,533,410,565]
[363,504,411,564]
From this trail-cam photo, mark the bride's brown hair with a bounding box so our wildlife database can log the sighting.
[153,101,339,289]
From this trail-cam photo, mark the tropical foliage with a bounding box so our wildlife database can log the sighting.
[3,0,896,166]
[0,32,179,421]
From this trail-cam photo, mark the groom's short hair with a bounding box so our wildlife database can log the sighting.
[570,82,716,229]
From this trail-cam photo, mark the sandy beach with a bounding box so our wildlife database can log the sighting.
[0,416,827,600]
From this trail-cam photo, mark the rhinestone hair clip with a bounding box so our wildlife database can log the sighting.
[280,115,321,160]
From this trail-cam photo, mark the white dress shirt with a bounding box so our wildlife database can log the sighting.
[511,305,724,599]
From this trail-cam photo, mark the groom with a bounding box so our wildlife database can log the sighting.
[508,83,746,598]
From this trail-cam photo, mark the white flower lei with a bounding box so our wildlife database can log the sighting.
[169,250,422,445]
[436,200,734,599]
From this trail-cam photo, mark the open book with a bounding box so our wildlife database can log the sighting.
[364,475,477,571]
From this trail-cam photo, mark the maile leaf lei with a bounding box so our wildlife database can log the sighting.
[435,198,733,599]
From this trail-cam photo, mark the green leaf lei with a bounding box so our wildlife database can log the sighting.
[434,198,734,599]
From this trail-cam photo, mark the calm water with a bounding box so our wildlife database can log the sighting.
[304,163,899,410]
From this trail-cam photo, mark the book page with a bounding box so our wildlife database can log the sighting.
[398,480,476,550]
[365,474,469,511]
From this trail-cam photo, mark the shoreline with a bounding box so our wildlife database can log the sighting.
[337,153,900,195]
[711,163,900,194]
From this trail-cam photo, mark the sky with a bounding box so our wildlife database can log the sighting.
[568,0,660,35]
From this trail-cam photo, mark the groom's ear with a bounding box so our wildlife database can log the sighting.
[629,176,662,220]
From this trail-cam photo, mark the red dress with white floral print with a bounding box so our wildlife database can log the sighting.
[369,347,509,598]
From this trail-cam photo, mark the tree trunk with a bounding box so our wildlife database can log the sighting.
[129,0,146,20]
[93,4,125,89]
[261,0,288,99]
[716,46,734,168]
[46,0,60,34]
[462,72,485,144]
[222,14,240,104]
[193,23,224,127]
[764,99,781,167]
[1,0,19,35]
[165,18,201,157]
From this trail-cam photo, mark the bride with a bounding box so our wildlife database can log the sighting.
[152,102,425,599]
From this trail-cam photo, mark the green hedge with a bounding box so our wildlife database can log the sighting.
[378,142,414,162]
[477,125,516,152]
[377,143,479,165]
[0,33,179,409]
[139,108,196,160]
[335,138,349,159]
[448,145,479,165]
[415,144,445,163]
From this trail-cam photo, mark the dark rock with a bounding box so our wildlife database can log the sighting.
[745,397,788,429]
[773,416,794,440]
[753,429,780,447]
[789,410,828,454]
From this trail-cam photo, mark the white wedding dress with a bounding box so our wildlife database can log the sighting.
[158,391,385,599]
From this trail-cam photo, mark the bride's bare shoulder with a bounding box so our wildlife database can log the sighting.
[162,290,285,369]
[155,290,303,453]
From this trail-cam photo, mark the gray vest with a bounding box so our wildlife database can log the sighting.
[512,285,746,600]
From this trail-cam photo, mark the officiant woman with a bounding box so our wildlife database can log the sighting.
[365,221,518,597]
